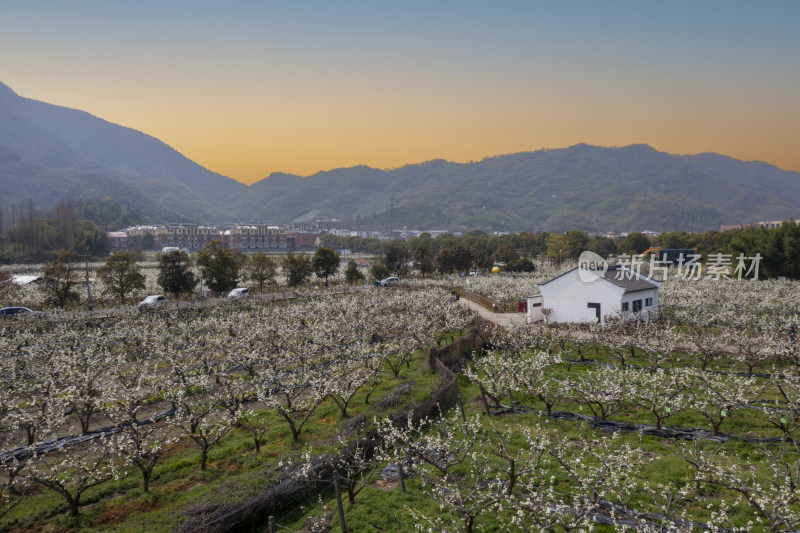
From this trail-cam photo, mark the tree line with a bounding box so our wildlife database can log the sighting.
[8,243,346,309]
[321,220,800,279]
[0,199,111,262]
[4,194,799,279]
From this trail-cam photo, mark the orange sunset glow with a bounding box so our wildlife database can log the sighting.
[2,2,799,184]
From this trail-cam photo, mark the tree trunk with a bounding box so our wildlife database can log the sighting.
[364,387,376,405]
[465,515,474,533]
[68,493,80,517]
[539,395,553,415]
[333,398,349,418]
[7,470,18,494]
[80,412,91,434]
[278,408,301,442]
[478,384,492,416]
[137,462,155,493]
[506,460,516,496]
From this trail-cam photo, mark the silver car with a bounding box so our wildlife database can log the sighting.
[228,288,250,299]
[138,295,167,309]
[0,306,47,319]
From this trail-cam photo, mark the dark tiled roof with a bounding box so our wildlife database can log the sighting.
[539,265,660,293]
[602,266,659,293]
[538,267,580,286]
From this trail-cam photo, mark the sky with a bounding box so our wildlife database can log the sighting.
[1,1,799,184]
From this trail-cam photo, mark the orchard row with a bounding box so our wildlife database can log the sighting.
[0,288,471,520]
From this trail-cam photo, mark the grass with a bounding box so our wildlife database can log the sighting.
[279,390,792,532]
[276,341,799,532]
[4,332,798,532]
[0,349,438,532]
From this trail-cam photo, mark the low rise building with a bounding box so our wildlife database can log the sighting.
[529,265,661,324]
[107,231,128,251]
[720,219,798,232]
[286,232,322,248]
[229,224,286,250]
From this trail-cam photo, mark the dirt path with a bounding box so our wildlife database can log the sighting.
[459,298,528,328]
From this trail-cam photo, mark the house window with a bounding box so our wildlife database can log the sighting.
[645,297,653,307]
[587,302,601,321]
[621,302,629,312]
[633,299,643,312]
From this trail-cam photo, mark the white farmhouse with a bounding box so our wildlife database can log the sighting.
[527,265,661,324]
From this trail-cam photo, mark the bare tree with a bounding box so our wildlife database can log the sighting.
[40,251,81,308]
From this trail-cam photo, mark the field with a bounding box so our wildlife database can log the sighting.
[2,274,800,531]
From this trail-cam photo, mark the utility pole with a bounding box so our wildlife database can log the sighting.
[81,254,94,311]
[389,197,397,238]
[333,471,347,533]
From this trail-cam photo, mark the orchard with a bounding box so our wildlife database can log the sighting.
[2,271,800,531]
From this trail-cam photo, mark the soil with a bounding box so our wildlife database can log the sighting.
[92,498,165,526]
[373,477,399,491]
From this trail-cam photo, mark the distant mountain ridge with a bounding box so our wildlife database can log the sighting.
[2,81,799,233]
[244,144,800,232]
[0,81,244,222]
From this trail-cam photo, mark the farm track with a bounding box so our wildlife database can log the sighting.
[457,298,527,328]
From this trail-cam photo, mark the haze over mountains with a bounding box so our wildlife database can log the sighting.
[2,81,799,233]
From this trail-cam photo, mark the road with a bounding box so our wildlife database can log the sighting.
[458,298,528,328]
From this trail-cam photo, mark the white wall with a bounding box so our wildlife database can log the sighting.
[527,295,544,323]
[620,288,659,322]
[540,270,624,324]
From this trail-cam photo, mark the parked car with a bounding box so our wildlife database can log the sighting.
[379,277,400,287]
[228,287,250,299]
[0,306,47,319]
[137,295,167,309]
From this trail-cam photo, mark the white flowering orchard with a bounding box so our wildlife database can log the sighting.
[0,287,471,523]
[3,269,800,531]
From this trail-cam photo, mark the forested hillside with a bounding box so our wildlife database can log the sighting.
[3,82,800,232]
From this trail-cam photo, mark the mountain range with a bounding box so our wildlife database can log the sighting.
[2,81,799,233]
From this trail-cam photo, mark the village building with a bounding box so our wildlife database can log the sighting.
[528,265,661,324]
[228,224,286,250]
[107,231,128,251]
